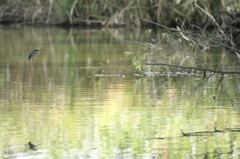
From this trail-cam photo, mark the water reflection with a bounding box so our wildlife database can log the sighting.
[0,27,240,158]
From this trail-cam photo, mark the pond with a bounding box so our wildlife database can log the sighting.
[0,27,240,159]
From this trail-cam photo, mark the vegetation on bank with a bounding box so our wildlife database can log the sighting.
[0,0,239,28]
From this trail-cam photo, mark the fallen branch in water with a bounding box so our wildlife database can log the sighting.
[145,62,240,74]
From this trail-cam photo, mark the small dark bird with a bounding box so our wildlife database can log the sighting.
[28,50,42,60]
[28,141,37,150]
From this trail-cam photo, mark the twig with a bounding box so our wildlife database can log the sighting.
[145,62,240,74]
[46,0,54,24]
[194,1,225,36]
[69,0,79,24]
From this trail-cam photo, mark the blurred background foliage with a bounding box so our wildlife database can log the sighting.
[0,0,240,27]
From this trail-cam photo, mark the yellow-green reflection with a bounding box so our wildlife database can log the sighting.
[0,28,240,158]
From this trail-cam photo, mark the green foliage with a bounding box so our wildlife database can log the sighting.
[144,29,152,34]
[132,56,142,71]
[123,51,133,56]
[124,51,145,71]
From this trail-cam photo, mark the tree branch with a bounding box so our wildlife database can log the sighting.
[145,62,240,74]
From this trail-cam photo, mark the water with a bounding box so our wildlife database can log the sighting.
[0,27,240,159]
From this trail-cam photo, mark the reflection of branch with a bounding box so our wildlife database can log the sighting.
[145,62,240,74]
[216,75,224,90]
[214,76,239,107]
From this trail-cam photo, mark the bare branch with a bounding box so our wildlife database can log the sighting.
[145,62,240,74]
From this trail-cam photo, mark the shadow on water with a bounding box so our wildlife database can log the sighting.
[0,28,240,158]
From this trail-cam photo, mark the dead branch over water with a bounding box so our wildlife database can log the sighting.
[145,62,240,74]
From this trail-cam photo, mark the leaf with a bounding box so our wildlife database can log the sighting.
[124,51,132,56]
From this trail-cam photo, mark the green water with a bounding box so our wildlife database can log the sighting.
[0,27,240,159]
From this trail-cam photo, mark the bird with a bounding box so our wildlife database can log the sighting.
[28,141,37,150]
[28,50,42,60]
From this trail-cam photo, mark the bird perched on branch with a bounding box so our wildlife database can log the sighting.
[28,50,42,60]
